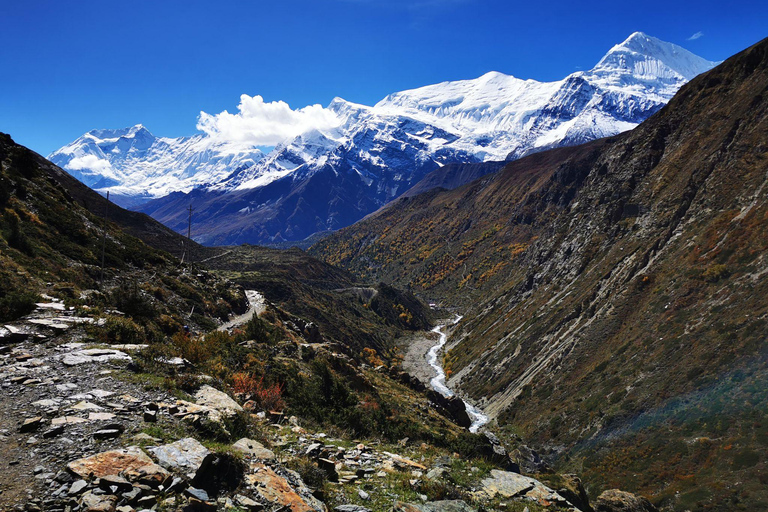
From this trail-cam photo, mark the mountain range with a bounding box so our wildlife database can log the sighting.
[50,32,717,244]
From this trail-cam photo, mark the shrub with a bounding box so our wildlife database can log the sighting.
[0,290,39,321]
[239,315,272,343]
[3,209,33,255]
[102,316,146,345]
[701,264,729,282]
[232,373,285,412]
[111,279,156,319]
[286,456,328,495]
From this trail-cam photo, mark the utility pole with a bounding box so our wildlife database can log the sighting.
[100,191,110,288]
[186,204,194,264]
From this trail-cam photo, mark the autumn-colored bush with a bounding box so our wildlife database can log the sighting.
[231,373,285,412]
[361,347,384,367]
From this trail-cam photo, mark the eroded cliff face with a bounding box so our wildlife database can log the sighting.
[312,38,768,506]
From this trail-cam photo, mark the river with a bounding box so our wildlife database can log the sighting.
[427,316,489,433]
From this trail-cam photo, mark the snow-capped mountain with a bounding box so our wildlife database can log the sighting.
[49,125,265,207]
[50,32,718,243]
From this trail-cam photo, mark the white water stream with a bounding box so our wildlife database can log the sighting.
[427,315,489,433]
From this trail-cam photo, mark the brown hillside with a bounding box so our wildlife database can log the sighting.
[311,38,768,510]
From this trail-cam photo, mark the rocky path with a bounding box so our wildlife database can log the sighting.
[217,290,266,332]
[0,299,590,512]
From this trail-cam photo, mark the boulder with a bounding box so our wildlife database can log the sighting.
[595,490,658,512]
[149,438,210,478]
[426,390,471,428]
[191,452,245,497]
[478,469,574,508]
[509,444,550,473]
[552,474,592,512]
[194,385,243,416]
[232,438,275,460]
[317,458,339,482]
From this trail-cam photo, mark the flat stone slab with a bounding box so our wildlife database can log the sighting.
[88,389,116,399]
[111,344,148,351]
[149,437,210,478]
[71,401,104,411]
[68,446,170,482]
[62,349,131,366]
[52,416,89,425]
[32,399,61,408]
[477,469,572,507]
[232,438,275,460]
[479,470,537,498]
[88,412,116,421]
[382,451,427,470]
[35,302,66,311]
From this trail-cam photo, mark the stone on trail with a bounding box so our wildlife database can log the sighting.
[185,486,210,502]
[94,427,124,440]
[71,401,104,411]
[43,425,66,438]
[68,446,170,484]
[68,479,88,496]
[32,398,60,408]
[99,474,133,493]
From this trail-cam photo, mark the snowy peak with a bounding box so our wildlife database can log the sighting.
[49,125,266,206]
[593,31,718,80]
[51,32,718,228]
[87,124,155,141]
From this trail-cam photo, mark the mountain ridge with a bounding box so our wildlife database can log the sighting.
[50,33,717,244]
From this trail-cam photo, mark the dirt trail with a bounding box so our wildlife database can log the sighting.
[217,290,266,332]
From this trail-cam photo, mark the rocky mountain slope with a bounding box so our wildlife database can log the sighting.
[51,33,716,245]
[0,132,244,331]
[311,37,768,510]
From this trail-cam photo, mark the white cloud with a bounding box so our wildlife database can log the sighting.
[196,94,341,146]
[67,154,115,174]
[687,31,704,41]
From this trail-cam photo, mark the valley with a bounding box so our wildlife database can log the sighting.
[0,15,765,512]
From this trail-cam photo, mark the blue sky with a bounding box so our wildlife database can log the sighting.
[1,0,765,155]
